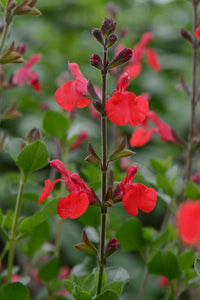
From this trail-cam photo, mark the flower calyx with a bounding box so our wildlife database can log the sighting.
[74,230,99,257]
[90,53,103,70]
[25,127,41,144]
[108,48,133,69]
[105,238,119,259]
[13,0,41,16]
[85,143,101,164]
[180,29,193,43]
[108,136,135,163]
[100,18,116,38]
[0,42,24,64]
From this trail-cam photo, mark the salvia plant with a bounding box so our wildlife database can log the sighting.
[1,0,200,299]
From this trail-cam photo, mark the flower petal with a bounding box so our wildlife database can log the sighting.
[125,62,142,79]
[122,188,138,216]
[117,165,138,198]
[54,81,78,111]
[106,92,129,126]
[38,178,63,203]
[195,23,200,39]
[145,48,161,72]
[137,183,157,213]
[130,127,157,147]
[49,160,72,177]
[128,94,149,126]
[57,191,89,219]
[116,72,130,93]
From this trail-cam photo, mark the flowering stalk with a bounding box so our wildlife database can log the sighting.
[7,171,26,283]
[96,36,108,296]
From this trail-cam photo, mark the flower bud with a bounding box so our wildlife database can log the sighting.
[92,28,104,46]
[180,29,193,43]
[25,127,41,143]
[105,238,119,258]
[108,48,133,69]
[107,34,118,48]
[100,18,116,37]
[90,54,103,70]
[105,2,119,18]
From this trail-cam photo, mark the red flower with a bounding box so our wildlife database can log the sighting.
[191,173,200,184]
[70,131,89,150]
[12,54,41,92]
[177,200,200,248]
[159,276,169,288]
[54,62,90,111]
[130,127,158,147]
[106,72,149,126]
[38,160,97,219]
[116,165,157,216]
[195,23,200,39]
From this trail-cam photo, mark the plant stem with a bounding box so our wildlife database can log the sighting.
[136,267,149,300]
[7,172,26,283]
[97,42,108,295]
[0,9,13,54]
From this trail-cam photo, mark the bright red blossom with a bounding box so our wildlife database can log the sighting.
[70,131,89,150]
[195,23,200,39]
[106,72,149,126]
[12,54,41,92]
[54,62,90,111]
[176,200,200,248]
[38,160,97,219]
[116,165,157,216]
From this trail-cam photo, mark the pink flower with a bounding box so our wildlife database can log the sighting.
[54,62,90,111]
[70,131,89,150]
[191,173,200,184]
[58,266,71,279]
[38,160,97,219]
[116,166,157,216]
[106,72,149,126]
[195,23,200,39]
[12,54,41,92]
[159,276,169,288]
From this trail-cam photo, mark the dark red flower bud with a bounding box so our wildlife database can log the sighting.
[107,34,118,48]
[105,237,119,258]
[100,18,117,37]
[108,48,133,69]
[92,28,104,46]
[90,54,103,70]
[180,29,193,43]
[25,127,41,143]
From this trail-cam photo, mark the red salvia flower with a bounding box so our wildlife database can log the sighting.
[195,23,200,39]
[12,54,41,92]
[116,165,157,216]
[38,160,97,219]
[106,72,149,126]
[70,131,89,150]
[54,62,90,111]
[176,200,200,248]
[130,127,158,147]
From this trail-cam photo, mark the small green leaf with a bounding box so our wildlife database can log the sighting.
[150,157,171,174]
[16,141,49,178]
[116,218,145,251]
[156,174,174,197]
[5,137,22,162]
[178,250,195,270]
[43,110,69,141]
[19,198,59,232]
[2,210,14,232]
[194,258,200,277]
[72,286,92,300]
[38,256,59,281]
[78,206,101,228]
[0,208,4,226]
[184,181,200,200]
[102,281,123,295]
[94,290,119,300]
[0,282,30,300]
[148,250,181,279]
[64,279,74,294]
[105,266,129,284]
[153,224,176,247]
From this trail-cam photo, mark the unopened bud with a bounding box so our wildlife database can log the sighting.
[93,100,104,114]
[92,28,104,46]
[25,127,41,143]
[105,2,119,18]
[105,238,119,258]
[7,0,17,11]
[19,139,26,151]
[108,48,133,69]
[107,34,118,48]
[180,29,193,43]
[100,18,116,37]
[90,54,103,70]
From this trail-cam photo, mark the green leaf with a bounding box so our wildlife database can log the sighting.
[78,206,101,228]
[0,282,30,300]
[148,250,181,279]
[83,272,97,293]
[64,279,74,294]
[105,266,129,284]
[2,210,14,232]
[102,281,123,295]
[156,174,174,197]
[72,286,92,300]
[38,256,60,281]
[150,157,171,174]
[116,218,145,251]
[43,110,69,141]
[194,258,200,277]
[16,141,49,178]
[25,221,50,256]
[153,224,176,247]
[178,250,195,270]
[5,137,22,162]
[0,208,3,226]
[19,198,59,232]
[184,181,200,200]
[94,290,119,300]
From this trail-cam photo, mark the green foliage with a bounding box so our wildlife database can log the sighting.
[102,281,123,295]
[2,210,14,232]
[4,137,22,162]
[194,258,200,277]
[150,157,172,174]
[19,198,59,232]
[38,256,60,281]
[156,174,175,197]
[116,218,145,251]
[0,282,30,300]
[78,206,101,228]
[184,181,200,199]
[43,110,69,141]
[178,250,195,270]
[16,141,49,179]
[94,290,119,300]
[148,250,181,279]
